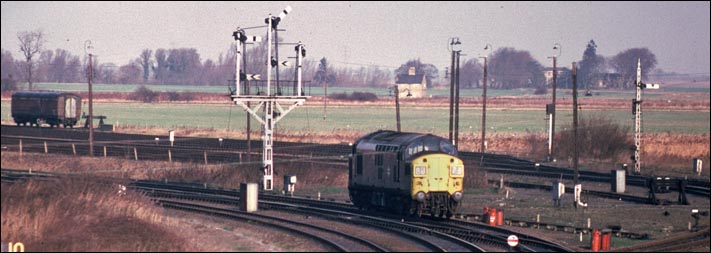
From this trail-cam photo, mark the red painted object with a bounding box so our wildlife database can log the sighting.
[496,210,504,226]
[488,208,497,226]
[591,229,601,252]
[601,231,611,250]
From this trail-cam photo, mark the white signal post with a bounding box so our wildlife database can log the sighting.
[633,58,660,174]
[231,6,308,191]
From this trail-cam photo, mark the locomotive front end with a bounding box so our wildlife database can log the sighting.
[411,153,464,218]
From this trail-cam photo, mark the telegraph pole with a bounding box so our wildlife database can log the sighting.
[454,50,461,147]
[85,40,94,157]
[480,43,492,153]
[448,48,455,144]
[572,62,579,186]
[448,37,462,146]
[395,86,401,132]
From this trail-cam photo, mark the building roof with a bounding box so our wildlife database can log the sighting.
[395,74,425,84]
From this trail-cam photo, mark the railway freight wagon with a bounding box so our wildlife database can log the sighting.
[349,130,464,218]
[11,91,81,128]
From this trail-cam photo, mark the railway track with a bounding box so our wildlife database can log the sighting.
[3,125,707,196]
[2,125,708,200]
[157,199,387,252]
[2,129,706,206]
[612,227,710,252]
[4,168,582,252]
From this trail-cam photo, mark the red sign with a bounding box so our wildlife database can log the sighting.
[507,235,519,247]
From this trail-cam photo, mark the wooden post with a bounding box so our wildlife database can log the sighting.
[168,149,172,162]
[19,139,23,157]
[104,146,107,158]
[204,151,208,165]
[72,144,77,155]
[134,147,138,160]
[44,141,48,153]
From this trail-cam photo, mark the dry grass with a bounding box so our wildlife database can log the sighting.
[1,177,192,251]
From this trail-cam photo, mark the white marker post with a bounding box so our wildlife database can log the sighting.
[507,235,519,249]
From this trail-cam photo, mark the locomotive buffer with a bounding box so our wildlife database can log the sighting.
[231,7,309,191]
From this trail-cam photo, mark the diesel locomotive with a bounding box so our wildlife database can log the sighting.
[349,130,464,218]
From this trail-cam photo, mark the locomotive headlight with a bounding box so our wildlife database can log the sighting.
[452,191,463,202]
[414,166,427,176]
[416,191,426,202]
[450,165,463,176]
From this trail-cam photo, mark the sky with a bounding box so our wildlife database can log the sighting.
[2,1,709,75]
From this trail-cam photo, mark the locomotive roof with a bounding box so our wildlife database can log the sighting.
[356,130,447,147]
[12,91,79,98]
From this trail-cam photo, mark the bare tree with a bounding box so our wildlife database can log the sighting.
[138,49,152,83]
[578,40,606,90]
[488,47,544,89]
[460,58,483,88]
[17,30,45,90]
[609,48,657,89]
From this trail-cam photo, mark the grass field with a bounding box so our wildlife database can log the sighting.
[16,82,708,99]
[2,101,709,135]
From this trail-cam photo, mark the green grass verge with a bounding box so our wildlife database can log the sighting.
[2,101,709,134]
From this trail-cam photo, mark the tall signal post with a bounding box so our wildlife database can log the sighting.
[546,43,561,162]
[633,58,660,174]
[233,28,262,163]
[231,6,308,191]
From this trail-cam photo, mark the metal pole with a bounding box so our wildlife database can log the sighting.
[88,53,94,157]
[481,56,487,153]
[243,34,251,163]
[235,35,242,96]
[263,14,274,190]
[395,86,401,132]
[572,62,579,186]
[296,42,303,96]
[547,113,552,158]
[449,50,455,144]
[454,51,461,148]
[274,29,281,95]
[267,14,272,96]
[550,56,557,161]
[634,59,642,174]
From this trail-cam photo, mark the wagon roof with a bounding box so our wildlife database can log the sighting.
[12,91,79,98]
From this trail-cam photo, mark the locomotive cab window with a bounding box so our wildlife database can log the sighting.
[405,137,458,160]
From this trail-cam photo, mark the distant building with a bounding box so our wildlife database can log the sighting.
[596,73,622,88]
[395,67,426,98]
[543,67,569,86]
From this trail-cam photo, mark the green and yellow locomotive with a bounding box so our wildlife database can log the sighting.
[349,130,464,218]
